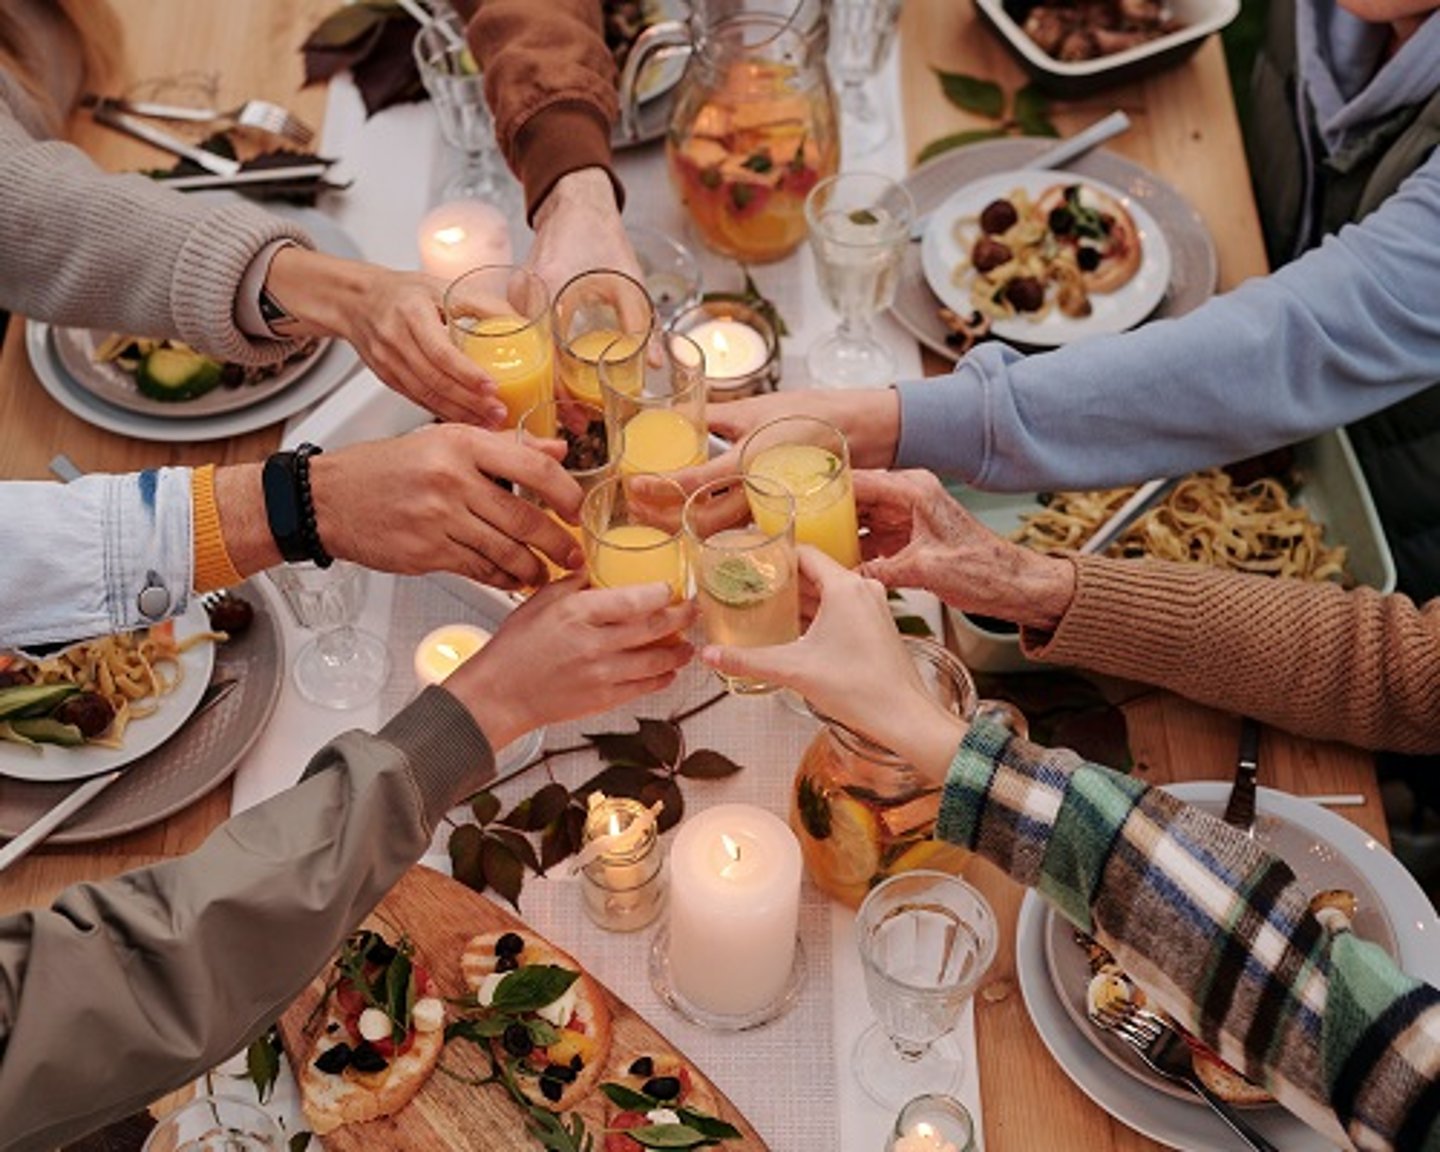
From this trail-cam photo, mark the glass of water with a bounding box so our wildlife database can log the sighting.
[267,560,391,710]
[804,171,914,389]
[854,870,998,1108]
[142,1094,283,1152]
[829,0,904,157]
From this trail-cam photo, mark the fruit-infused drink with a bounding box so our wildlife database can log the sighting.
[443,266,552,429]
[581,473,687,601]
[602,329,709,477]
[618,408,706,476]
[743,436,861,568]
[559,328,644,405]
[552,269,655,404]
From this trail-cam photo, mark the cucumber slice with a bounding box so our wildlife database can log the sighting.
[136,345,223,402]
[0,682,79,720]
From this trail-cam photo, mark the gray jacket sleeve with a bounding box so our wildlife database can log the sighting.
[0,688,494,1152]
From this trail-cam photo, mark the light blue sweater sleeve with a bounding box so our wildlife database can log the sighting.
[895,148,1440,491]
[0,469,193,649]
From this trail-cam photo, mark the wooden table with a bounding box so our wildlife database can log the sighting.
[0,1,1387,1149]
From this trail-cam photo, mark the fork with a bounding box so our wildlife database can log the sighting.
[1090,1002,1279,1151]
[82,94,314,145]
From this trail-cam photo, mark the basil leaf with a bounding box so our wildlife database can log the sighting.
[491,965,580,1013]
[447,1016,510,1042]
[601,1082,657,1111]
[244,1030,280,1103]
[628,1122,712,1148]
[677,1109,742,1140]
[385,951,413,1042]
[935,71,1005,118]
[526,1017,561,1047]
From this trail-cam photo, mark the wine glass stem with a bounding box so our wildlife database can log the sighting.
[838,311,875,342]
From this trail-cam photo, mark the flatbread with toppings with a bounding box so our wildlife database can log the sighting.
[600,1051,742,1152]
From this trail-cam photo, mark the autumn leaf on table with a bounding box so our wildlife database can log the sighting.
[301,1,428,118]
[146,135,346,204]
[917,72,1059,165]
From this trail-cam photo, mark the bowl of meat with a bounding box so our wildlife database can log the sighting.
[973,0,1239,97]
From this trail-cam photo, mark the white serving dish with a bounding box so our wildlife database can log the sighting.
[973,0,1240,98]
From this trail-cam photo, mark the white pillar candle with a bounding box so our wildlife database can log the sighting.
[685,318,770,380]
[413,623,490,686]
[667,803,801,1016]
[417,200,513,280]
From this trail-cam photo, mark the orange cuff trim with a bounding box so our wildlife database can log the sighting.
[191,465,244,592]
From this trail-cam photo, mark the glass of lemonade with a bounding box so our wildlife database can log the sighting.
[443,265,553,428]
[517,396,618,580]
[740,414,861,567]
[552,269,656,405]
[581,472,687,600]
[803,171,914,388]
[600,329,708,477]
[683,474,800,694]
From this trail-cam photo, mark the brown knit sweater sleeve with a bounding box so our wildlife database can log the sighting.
[0,75,314,366]
[1022,555,1440,753]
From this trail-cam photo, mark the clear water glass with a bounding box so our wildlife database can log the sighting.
[854,870,998,1108]
[804,171,914,388]
[828,0,904,157]
[142,1094,282,1152]
[266,561,391,710]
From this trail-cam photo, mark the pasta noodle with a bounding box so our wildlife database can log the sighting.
[1013,469,1348,583]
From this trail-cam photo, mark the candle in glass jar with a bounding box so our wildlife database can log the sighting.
[666,803,801,1017]
[413,623,490,686]
[892,1126,959,1152]
[577,794,665,931]
[418,200,513,280]
[685,318,770,380]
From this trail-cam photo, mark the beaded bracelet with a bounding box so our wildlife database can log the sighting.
[294,442,334,569]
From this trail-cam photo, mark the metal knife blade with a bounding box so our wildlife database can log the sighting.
[1222,717,1262,834]
[90,100,241,176]
[156,165,339,192]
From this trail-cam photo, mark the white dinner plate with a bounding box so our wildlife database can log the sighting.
[920,168,1172,348]
[1017,783,1440,1150]
[0,599,217,784]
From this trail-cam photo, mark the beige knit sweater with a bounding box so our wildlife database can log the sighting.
[0,6,313,365]
[1024,555,1440,753]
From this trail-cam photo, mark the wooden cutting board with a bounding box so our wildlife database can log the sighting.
[277,866,770,1151]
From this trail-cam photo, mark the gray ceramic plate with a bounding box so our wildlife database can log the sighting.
[0,578,282,843]
[891,138,1218,360]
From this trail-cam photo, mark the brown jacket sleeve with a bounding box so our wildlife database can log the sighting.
[0,688,493,1151]
[1022,555,1440,753]
[463,0,622,220]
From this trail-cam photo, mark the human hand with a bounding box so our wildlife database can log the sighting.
[264,247,509,427]
[527,168,644,307]
[855,470,1074,632]
[705,387,902,472]
[449,578,697,749]
[310,424,587,589]
[700,547,966,780]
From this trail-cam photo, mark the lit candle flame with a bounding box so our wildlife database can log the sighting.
[434,225,467,248]
[916,1123,936,1139]
[711,329,731,358]
[721,834,741,864]
[608,813,623,838]
[437,642,460,664]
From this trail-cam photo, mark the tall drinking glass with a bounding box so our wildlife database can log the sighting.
[739,414,861,567]
[552,269,656,406]
[581,473,687,599]
[683,474,799,694]
[444,265,553,429]
[266,561,391,709]
[804,171,914,388]
[516,396,618,581]
[828,0,904,157]
[600,330,708,476]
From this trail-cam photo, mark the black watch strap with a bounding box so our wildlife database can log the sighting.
[262,443,332,566]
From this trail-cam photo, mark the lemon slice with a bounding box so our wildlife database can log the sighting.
[886,839,969,877]
[813,793,881,890]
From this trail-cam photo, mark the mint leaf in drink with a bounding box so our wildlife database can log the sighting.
[706,556,771,606]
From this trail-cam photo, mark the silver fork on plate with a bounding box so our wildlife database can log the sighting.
[83,93,313,145]
[1090,1002,1279,1151]
[1222,716,1262,835]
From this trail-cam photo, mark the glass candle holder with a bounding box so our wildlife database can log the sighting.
[885,1094,977,1152]
[670,299,780,402]
[628,225,703,325]
[142,1094,283,1152]
[579,795,666,931]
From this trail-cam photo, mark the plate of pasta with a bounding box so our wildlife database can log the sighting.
[920,168,1172,347]
[0,599,217,783]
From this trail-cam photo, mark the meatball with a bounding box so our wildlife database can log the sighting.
[205,593,254,636]
[1004,276,1046,313]
[52,692,116,739]
[979,198,1019,235]
[971,236,1013,273]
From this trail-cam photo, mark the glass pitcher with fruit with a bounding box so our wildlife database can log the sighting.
[623,11,840,264]
[790,637,1022,907]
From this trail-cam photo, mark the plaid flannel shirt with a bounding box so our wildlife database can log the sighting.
[939,719,1440,1151]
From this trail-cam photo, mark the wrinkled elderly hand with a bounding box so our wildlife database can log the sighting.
[265,247,509,427]
[450,577,697,750]
[703,387,902,473]
[527,168,643,305]
[310,423,587,590]
[700,547,965,778]
[855,469,1074,632]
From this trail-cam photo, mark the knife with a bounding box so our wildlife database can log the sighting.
[0,677,240,874]
[1222,716,1262,834]
[90,100,241,177]
[155,165,342,192]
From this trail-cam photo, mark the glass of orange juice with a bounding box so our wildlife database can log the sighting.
[599,330,708,477]
[739,415,861,567]
[516,396,618,581]
[443,265,552,429]
[552,269,655,405]
[580,473,687,600]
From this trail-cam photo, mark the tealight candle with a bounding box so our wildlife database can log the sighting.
[885,1095,975,1152]
[413,623,490,686]
[670,300,780,402]
[685,318,770,380]
[575,793,666,932]
[418,200,513,280]
[665,803,801,1018]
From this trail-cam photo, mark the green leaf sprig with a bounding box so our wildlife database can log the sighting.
[917,72,1059,165]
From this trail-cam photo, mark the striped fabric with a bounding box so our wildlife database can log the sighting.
[940,718,1440,1151]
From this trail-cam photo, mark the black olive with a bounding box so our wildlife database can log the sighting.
[628,1055,654,1077]
[495,931,525,957]
[51,692,115,739]
[643,1075,682,1100]
[219,363,245,389]
[1076,246,1102,272]
[540,1075,564,1102]
[1003,276,1045,313]
[325,1021,340,1034]
[979,198,1018,234]
[314,1043,353,1074]
[495,953,519,973]
[502,1021,534,1057]
[350,1042,389,1073]
[206,594,254,636]
[569,1054,583,1071]
[365,938,397,966]
[547,1062,578,1084]
[1048,206,1075,235]
[971,237,1012,274]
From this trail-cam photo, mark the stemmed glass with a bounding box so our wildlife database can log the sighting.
[854,870,998,1108]
[266,561,391,710]
[412,21,520,214]
[828,0,904,157]
[803,171,914,388]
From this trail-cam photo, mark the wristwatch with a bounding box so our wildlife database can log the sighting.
[262,443,330,566]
